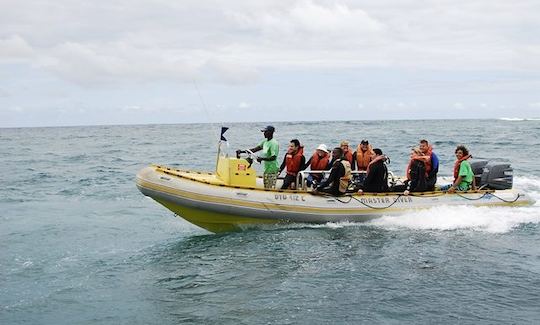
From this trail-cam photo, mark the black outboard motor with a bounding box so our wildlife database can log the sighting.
[470,160,488,187]
[479,163,513,190]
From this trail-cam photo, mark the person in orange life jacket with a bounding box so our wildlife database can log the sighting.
[351,139,374,184]
[303,144,331,187]
[340,140,354,166]
[440,145,475,193]
[357,148,388,194]
[278,139,306,189]
[328,141,351,169]
[403,147,430,195]
[419,139,439,190]
[314,147,352,196]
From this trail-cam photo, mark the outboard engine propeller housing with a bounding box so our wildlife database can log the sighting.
[480,163,513,190]
[470,160,488,187]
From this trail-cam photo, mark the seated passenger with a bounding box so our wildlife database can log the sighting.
[352,139,374,184]
[419,139,439,190]
[440,145,475,192]
[278,139,305,189]
[314,147,352,196]
[404,147,430,193]
[357,148,388,193]
[303,144,331,186]
[340,140,354,166]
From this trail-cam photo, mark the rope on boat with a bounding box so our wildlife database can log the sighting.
[453,192,490,201]
[455,192,523,203]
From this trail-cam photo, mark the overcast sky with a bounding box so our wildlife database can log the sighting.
[1,0,539,127]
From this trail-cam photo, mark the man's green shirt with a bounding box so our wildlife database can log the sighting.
[458,160,474,188]
[258,138,279,173]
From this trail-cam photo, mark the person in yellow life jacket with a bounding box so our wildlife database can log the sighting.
[303,144,331,187]
[278,139,305,189]
[314,147,352,196]
[351,139,374,184]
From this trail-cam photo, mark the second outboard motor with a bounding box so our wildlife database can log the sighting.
[470,160,488,187]
[480,163,513,190]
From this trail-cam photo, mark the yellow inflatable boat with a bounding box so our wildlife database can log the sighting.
[136,155,535,233]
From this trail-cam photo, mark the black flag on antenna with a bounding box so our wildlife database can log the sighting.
[220,127,229,141]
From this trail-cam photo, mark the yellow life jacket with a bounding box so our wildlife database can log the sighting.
[339,160,352,193]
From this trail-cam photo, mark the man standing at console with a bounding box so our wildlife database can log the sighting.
[238,126,280,189]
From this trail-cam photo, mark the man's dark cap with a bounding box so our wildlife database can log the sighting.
[373,148,383,155]
[261,125,275,132]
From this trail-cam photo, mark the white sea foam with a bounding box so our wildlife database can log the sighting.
[367,176,540,233]
[499,117,525,121]
[368,205,539,233]
[514,175,540,204]
[499,117,540,121]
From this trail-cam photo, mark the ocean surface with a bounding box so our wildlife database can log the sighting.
[1,119,540,324]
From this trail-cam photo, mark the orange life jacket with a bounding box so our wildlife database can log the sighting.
[310,152,329,171]
[453,154,471,180]
[285,147,304,176]
[423,145,434,174]
[355,144,374,170]
[406,155,430,180]
[343,150,353,166]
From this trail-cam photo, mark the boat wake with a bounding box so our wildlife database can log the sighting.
[367,175,540,234]
[241,176,540,234]
[367,204,539,233]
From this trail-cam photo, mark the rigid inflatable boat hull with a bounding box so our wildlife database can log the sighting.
[136,166,535,233]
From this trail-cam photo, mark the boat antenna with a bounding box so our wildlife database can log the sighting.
[192,79,227,174]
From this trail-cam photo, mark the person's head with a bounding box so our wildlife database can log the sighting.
[340,140,349,152]
[332,147,343,160]
[371,148,382,160]
[288,139,300,154]
[315,144,329,157]
[455,145,469,159]
[419,139,430,153]
[410,147,422,157]
[360,140,369,151]
[261,125,275,139]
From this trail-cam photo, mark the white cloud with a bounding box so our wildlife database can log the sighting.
[0,35,34,61]
[1,0,540,126]
[8,106,24,112]
[1,0,539,85]
[454,102,466,110]
[238,102,251,109]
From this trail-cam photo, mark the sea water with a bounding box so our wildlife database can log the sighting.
[1,119,540,324]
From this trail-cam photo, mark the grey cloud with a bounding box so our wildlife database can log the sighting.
[2,0,539,86]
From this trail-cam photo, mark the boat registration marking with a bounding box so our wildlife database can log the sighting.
[275,194,306,202]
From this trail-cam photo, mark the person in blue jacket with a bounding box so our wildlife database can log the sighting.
[419,139,439,190]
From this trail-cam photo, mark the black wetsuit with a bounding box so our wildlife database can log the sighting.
[316,159,346,195]
[363,160,388,192]
[408,159,427,192]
